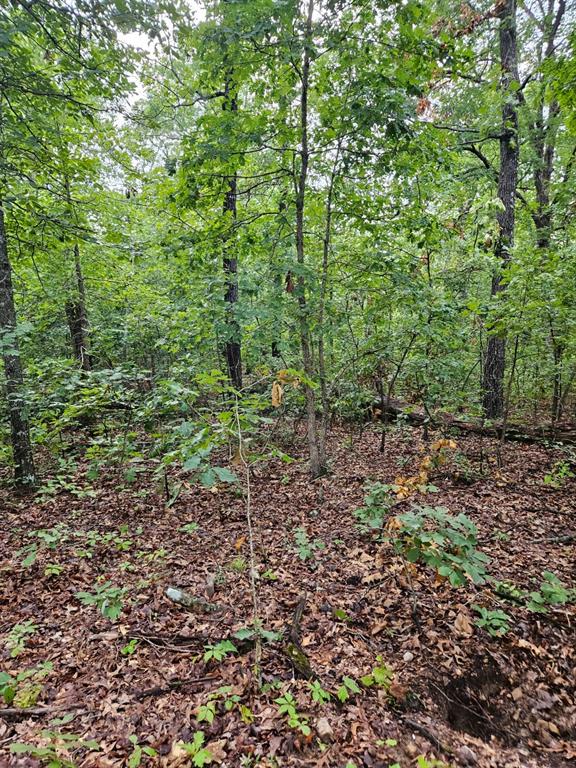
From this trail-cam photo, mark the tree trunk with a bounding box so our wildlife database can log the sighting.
[318,143,340,446]
[222,72,242,390]
[482,0,519,420]
[62,174,91,371]
[0,203,36,486]
[296,0,325,477]
[67,243,91,370]
[526,0,566,420]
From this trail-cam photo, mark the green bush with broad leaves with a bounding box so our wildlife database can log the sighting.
[391,506,490,586]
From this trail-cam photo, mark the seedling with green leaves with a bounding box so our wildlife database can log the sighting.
[473,606,512,637]
[354,482,396,533]
[293,526,324,562]
[75,582,127,621]
[128,735,157,767]
[360,656,394,690]
[308,679,332,703]
[0,661,52,707]
[203,639,237,663]
[274,691,311,735]
[179,731,213,767]
[527,571,574,612]
[6,620,37,657]
[10,729,100,768]
[336,676,361,703]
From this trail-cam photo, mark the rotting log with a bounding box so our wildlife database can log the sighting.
[372,399,576,445]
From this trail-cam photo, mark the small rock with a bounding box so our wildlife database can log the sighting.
[403,651,414,662]
[457,745,478,765]
[316,717,334,741]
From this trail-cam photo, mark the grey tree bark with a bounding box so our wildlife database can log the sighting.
[482,0,520,420]
[0,203,36,486]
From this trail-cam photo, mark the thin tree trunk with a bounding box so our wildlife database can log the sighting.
[296,0,325,477]
[65,243,91,370]
[61,150,91,371]
[318,142,340,443]
[0,202,36,486]
[222,71,242,390]
[526,0,566,420]
[482,0,519,419]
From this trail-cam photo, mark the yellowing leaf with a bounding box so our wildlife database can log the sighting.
[271,381,283,407]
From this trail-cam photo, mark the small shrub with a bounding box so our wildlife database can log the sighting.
[354,482,395,532]
[75,582,127,621]
[473,606,511,637]
[391,506,489,586]
[293,526,324,562]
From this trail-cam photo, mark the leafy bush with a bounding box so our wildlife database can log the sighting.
[354,482,395,532]
[391,506,490,586]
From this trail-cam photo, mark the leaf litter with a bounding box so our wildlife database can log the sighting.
[0,426,575,767]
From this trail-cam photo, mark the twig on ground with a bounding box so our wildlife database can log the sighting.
[401,716,453,756]
[133,675,217,700]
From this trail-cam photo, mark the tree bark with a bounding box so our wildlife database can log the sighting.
[482,0,519,420]
[295,0,326,477]
[0,202,36,486]
[65,243,91,370]
[222,72,242,390]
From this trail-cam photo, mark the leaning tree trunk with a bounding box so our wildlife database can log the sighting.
[0,202,36,486]
[295,0,326,477]
[222,71,242,391]
[482,0,519,420]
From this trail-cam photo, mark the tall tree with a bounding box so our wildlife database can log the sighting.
[482,0,520,419]
[0,201,36,485]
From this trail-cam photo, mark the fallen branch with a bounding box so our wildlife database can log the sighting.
[401,716,453,757]
[373,398,576,445]
[282,593,314,678]
[133,675,217,700]
[165,587,225,614]
[0,706,85,721]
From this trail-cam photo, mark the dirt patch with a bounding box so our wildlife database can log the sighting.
[436,655,514,743]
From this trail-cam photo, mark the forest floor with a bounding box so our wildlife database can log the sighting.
[1,424,575,768]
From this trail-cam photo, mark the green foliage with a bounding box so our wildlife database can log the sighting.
[6,620,37,658]
[128,735,157,768]
[392,506,490,586]
[473,606,512,637]
[179,732,213,767]
[543,460,574,488]
[336,676,362,703]
[203,640,237,663]
[121,638,140,656]
[10,730,100,768]
[526,571,575,613]
[307,680,332,704]
[75,582,127,621]
[360,657,394,690]
[354,482,396,532]
[0,662,53,707]
[274,692,311,736]
[293,526,325,562]
[179,522,199,534]
[233,623,282,643]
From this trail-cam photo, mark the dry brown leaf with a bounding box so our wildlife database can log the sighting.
[271,380,283,407]
[453,611,474,637]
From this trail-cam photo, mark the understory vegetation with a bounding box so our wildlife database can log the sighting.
[1,0,575,766]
